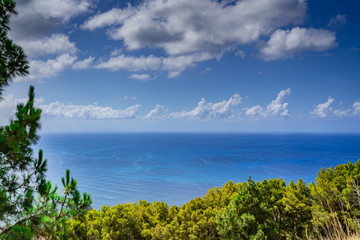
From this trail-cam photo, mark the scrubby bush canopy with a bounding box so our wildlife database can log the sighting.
[68,160,360,240]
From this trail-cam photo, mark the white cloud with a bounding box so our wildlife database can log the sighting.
[244,88,291,118]
[22,0,90,22]
[0,95,17,124]
[19,54,77,81]
[73,56,95,70]
[86,0,306,56]
[80,0,342,76]
[17,34,76,57]
[168,89,290,120]
[10,0,91,41]
[244,105,265,117]
[0,95,141,123]
[144,105,166,119]
[128,74,151,81]
[312,98,360,118]
[97,52,214,77]
[328,14,347,28]
[333,109,351,118]
[162,52,214,77]
[267,88,291,117]
[170,94,242,119]
[81,0,330,76]
[40,102,141,119]
[95,54,162,71]
[311,97,335,118]
[261,27,337,60]
[353,101,360,116]
[7,1,92,81]
[82,7,136,31]
[3,92,360,124]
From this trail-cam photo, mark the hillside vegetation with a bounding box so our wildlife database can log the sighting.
[67,160,360,240]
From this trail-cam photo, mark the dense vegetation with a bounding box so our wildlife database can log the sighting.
[1,1,360,239]
[68,160,360,240]
[0,1,92,238]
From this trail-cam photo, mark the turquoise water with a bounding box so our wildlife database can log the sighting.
[35,133,360,209]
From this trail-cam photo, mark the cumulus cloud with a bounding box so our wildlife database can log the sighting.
[0,95,141,120]
[82,7,136,31]
[333,109,351,118]
[170,94,242,119]
[6,0,93,81]
[162,52,214,77]
[311,97,335,118]
[95,54,161,71]
[85,0,306,54]
[128,74,151,81]
[7,0,339,80]
[97,52,214,77]
[20,54,77,81]
[312,98,360,118]
[353,101,360,116]
[73,56,95,70]
[3,92,360,123]
[0,95,140,121]
[244,105,266,118]
[168,89,290,120]
[7,0,93,81]
[261,27,337,60]
[40,102,141,119]
[244,88,291,118]
[10,0,91,40]
[80,0,335,76]
[267,88,291,117]
[144,105,166,119]
[17,34,77,57]
[24,0,90,21]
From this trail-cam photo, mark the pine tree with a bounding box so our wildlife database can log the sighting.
[0,0,92,238]
[0,0,28,98]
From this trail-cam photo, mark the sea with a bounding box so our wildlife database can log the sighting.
[34,133,360,210]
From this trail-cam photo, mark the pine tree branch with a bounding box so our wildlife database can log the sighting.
[1,207,44,237]
[57,193,68,220]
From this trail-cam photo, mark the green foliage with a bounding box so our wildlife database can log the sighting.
[217,179,265,240]
[282,179,312,239]
[0,86,93,239]
[217,178,288,240]
[66,161,360,239]
[0,1,92,238]
[68,181,240,240]
[0,0,28,97]
[157,181,240,240]
[309,160,360,237]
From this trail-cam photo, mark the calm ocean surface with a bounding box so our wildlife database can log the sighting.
[35,133,360,209]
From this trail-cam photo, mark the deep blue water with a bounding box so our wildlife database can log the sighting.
[35,133,360,209]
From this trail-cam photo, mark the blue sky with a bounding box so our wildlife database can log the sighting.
[1,0,360,132]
